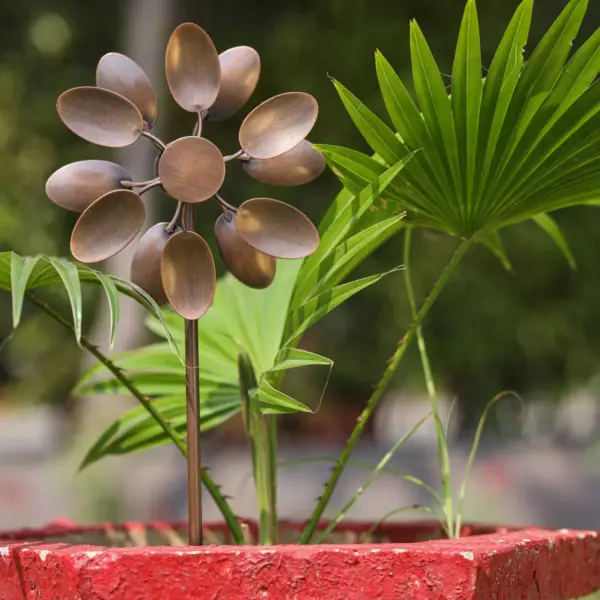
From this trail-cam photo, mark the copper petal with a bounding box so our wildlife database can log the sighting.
[96,53,158,128]
[130,222,180,304]
[235,198,319,259]
[239,92,318,160]
[242,140,325,187]
[158,136,225,203]
[215,214,276,289]
[70,190,145,263]
[57,87,144,147]
[165,23,221,113]
[161,231,216,320]
[46,160,131,212]
[207,46,260,122]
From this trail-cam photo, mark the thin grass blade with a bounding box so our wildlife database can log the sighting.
[454,391,523,537]
[314,412,432,543]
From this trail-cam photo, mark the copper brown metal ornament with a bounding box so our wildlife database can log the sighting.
[215,213,276,289]
[57,87,144,147]
[158,137,225,203]
[165,23,221,115]
[47,20,324,547]
[46,160,132,212]
[208,46,260,122]
[242,140,325,187]
[235,198,320,259]
[130,223,180,304]
[239,92,319,159]
[70,190,145,263]
[96,53,158,128]
[162,230,216,320]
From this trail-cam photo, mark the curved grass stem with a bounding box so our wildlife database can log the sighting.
[300,237,472,544]
[27,292,245,545]
[404,226,454,537]
[313,412,432,543]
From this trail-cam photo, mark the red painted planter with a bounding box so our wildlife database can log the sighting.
[0,520,599,599]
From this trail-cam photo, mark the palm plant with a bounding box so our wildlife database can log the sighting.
[302,0,600,541]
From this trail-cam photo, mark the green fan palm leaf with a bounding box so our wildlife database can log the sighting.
[331,0,599,244]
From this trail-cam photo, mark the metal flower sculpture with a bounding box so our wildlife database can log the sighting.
[46,23,324,545]
[46,22,324,320]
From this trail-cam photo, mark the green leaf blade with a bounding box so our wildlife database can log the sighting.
[286,269,399,345]
[87,267,120,349]
[375,50,451,199]
[532,213,576,269]
[479,231,513,272]
[48,257,83,345]
[80,394,240,469]
[268,347,333,373]
[451,0,482,222]
[332,79,407,165]
[410,20,462,218]
[486,0,589,203]
[10,253,41,328]
[293,155,412,309]
[309,214,405,298]
[258,379,312,414]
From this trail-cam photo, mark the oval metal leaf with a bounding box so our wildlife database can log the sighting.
[57,87,144,147]
[161,231,216,320]
[158,136,225,203]
[96,53,158,128]
[235,198,319,259]
[242,140,325,187]
[239,92,318,160]
[214,214,276,289]
[70,190,145,263]
[165,23,221,113]
[207,46,260,122]
[130,222,180,304]
[46,160,131,212]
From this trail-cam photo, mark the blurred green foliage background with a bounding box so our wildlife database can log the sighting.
[1,0,600,433]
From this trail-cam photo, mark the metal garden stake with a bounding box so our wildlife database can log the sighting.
[46,23,323,545]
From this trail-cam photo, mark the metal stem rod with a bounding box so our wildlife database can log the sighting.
[193,112,203,137]
[215,193,238,214]
[182,202,203,546]
[166,201,183,232]
[223,149,244,163]
[137,178,162,195]
[121,178,158,189]
[141,130,167,151]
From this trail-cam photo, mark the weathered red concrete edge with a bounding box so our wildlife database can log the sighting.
[0,522,599,600]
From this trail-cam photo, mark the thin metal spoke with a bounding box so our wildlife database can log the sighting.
[141,130,167,151]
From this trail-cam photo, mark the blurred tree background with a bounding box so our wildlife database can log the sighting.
[1,0,600,434]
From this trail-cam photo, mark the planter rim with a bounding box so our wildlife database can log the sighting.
[1,521,599,599]
[0,518,511,545]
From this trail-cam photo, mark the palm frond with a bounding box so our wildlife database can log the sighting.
[331,0,599,241]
